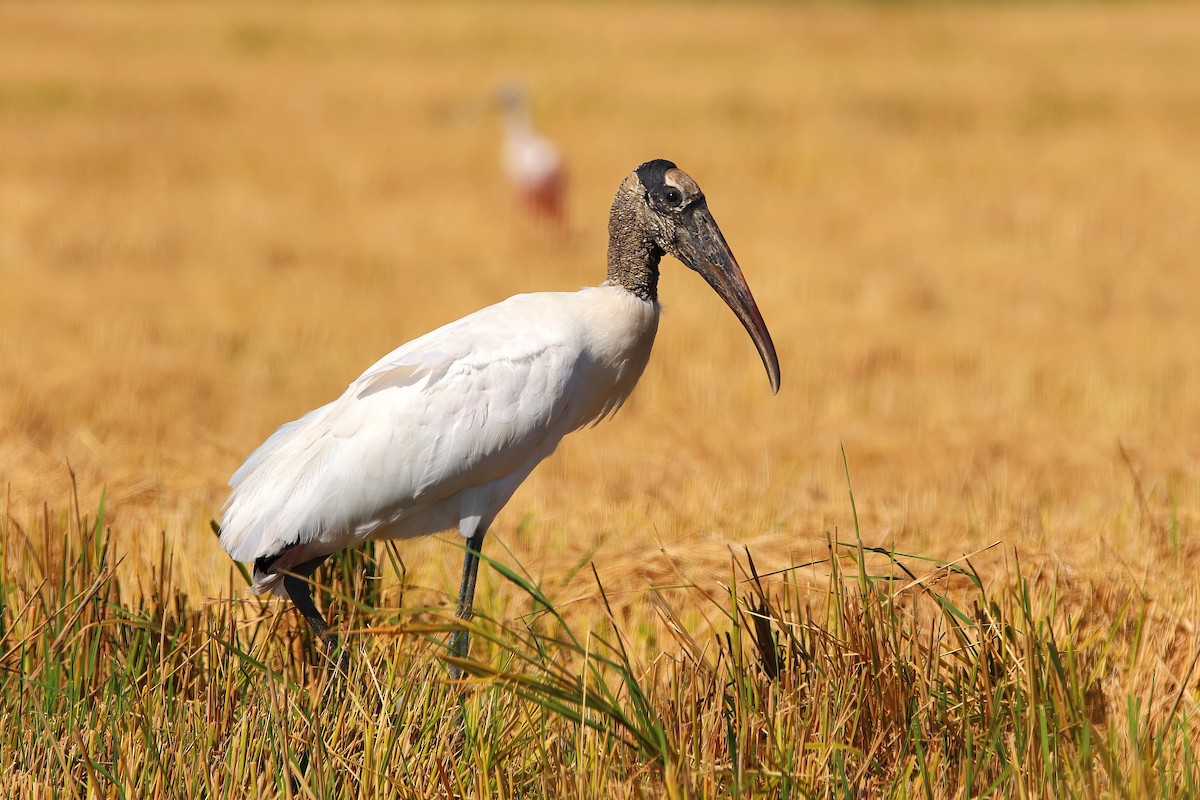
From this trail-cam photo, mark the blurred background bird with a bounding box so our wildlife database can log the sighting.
[497,81,567,230]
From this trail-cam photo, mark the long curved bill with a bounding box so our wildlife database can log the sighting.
[673,204,781,394]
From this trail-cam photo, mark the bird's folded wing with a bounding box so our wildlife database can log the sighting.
[219,293,600,563]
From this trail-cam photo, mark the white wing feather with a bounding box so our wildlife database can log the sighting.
[219,289,657,567]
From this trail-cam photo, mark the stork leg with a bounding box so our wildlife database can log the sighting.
[448,529,487,680]
[282,554,337,650]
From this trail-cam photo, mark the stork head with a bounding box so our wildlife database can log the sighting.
[609,159,781,394]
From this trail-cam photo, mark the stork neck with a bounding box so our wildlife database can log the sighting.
[503,107,533,138]
[606,182,661,302]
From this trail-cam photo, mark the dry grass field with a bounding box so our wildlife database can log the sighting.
[2,1,1200,796]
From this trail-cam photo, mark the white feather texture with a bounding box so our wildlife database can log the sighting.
[219,285,659,592]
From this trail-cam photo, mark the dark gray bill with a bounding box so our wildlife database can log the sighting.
[671,205,781,394]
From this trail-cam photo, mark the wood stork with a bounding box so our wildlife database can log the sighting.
[498,83,567,226]
[218,159,780,673]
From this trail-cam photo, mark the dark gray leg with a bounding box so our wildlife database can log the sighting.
[282,554,336,649]
[448,529,487,679]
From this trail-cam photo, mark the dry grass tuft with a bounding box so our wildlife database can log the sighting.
[2,486,1198,797]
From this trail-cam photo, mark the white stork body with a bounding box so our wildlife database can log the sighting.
[501,124,561,198]
[220,286,658,594]
[219,159,779,672]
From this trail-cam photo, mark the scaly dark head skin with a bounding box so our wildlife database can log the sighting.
[606,159,781,394]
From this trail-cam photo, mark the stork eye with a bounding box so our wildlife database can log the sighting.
[662,188,683,207]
